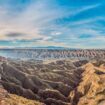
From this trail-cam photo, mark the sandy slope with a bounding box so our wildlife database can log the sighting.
[69,62,105,105]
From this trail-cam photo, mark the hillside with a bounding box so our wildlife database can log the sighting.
[0,59,87,105]
[69,61,105,105]
[0,87,44,105]
[0,57,105,105]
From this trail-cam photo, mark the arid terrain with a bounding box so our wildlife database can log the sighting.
[0,50,105,105]
[0,49,105,60]
[0,0,104,104]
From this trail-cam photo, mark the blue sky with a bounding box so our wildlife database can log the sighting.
[0,0,105,48]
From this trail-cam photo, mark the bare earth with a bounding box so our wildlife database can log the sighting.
[0,54,105,105]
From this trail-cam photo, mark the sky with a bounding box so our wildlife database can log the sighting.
[0,0,105,48]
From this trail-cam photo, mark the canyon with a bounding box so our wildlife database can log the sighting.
[0,49,105,105]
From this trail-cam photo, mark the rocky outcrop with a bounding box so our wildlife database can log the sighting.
[0,87,8,105]
[69,62,105,105]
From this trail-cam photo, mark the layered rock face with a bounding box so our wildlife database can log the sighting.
[69,61,105,105]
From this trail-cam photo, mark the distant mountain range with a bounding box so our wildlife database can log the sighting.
[0,48,105,60]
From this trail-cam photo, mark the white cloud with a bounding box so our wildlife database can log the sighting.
[0,0,104,48]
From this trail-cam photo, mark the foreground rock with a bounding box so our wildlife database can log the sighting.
[0,86,44,105]
[4,94,44,105]
[69,62,105,105]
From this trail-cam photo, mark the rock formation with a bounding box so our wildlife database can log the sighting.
[0,53,105,105]
[69,62,105,105]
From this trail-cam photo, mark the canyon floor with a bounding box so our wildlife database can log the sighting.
[0,57,105,105]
